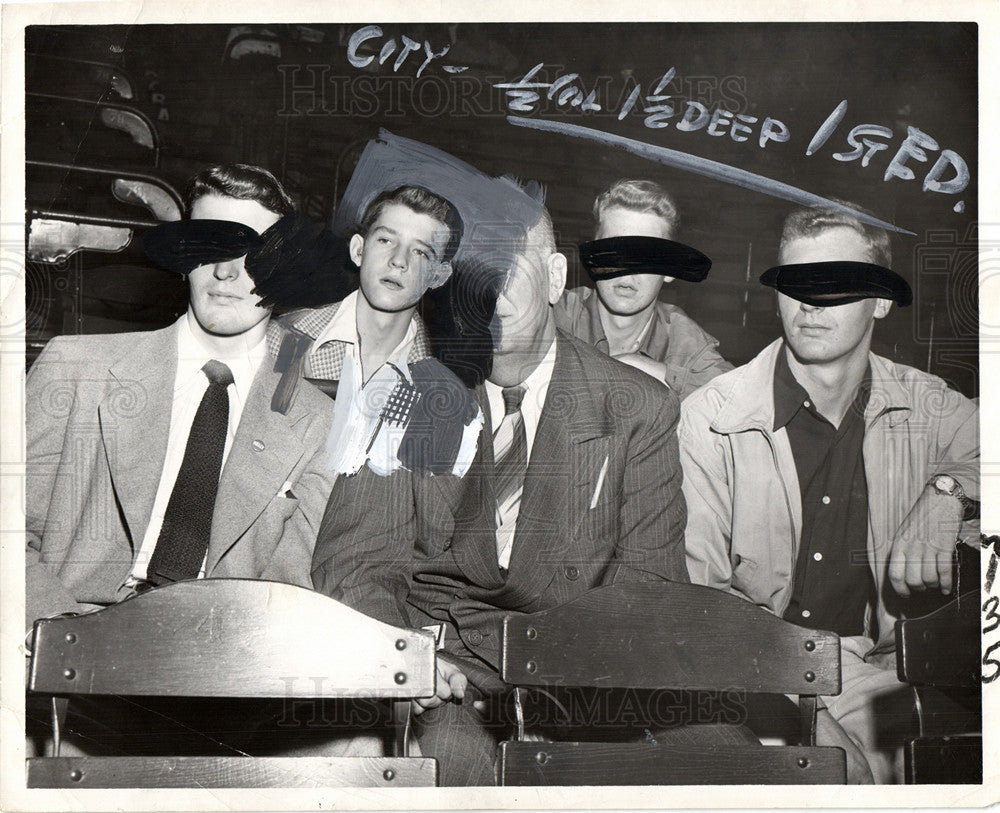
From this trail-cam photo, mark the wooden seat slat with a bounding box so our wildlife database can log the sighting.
[27,756,437,788]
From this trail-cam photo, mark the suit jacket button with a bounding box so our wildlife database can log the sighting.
[564,566,580,580]
[252,439,265,452]
[467,630,484,646]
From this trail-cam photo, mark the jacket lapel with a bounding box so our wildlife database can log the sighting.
[506,336,610,602]
[204,364,306,573]
[447,384,506,589]
[99,324,178,551]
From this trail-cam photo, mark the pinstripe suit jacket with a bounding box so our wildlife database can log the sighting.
[312,332,689,672]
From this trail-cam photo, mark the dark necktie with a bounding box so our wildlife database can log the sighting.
[494,385,527,563]
[146,359,234,585]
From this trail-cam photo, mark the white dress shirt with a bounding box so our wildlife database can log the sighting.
[484,337,557,567]
[131,314,267,580]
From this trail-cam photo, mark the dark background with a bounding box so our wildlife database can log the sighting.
[24,22,979,396]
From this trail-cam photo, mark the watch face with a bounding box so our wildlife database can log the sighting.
[935,475,957,494]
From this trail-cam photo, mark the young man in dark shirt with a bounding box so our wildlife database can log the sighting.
[679,202,979,782]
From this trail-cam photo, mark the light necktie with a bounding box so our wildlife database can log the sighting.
[494,385,527,566]
[146,360,233,585]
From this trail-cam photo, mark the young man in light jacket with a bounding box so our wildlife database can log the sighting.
[679,202,979,783]
[554,179,732,398]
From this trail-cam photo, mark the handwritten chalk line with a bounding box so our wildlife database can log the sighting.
[506,116,916,236]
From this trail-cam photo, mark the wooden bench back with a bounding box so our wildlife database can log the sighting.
[498,581,846,785]
[502,581,840,695]
[27,580,438,787]
[29,579,435,699]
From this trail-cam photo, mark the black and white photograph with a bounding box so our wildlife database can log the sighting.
[1,2,996,808]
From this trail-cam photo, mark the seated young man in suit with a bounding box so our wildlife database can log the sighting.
[554,179,732,398]
[679,201,979,782]
[25,163,339,754]
[312,194,712,785]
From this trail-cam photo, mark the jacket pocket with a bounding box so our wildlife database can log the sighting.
[730,554,760,599]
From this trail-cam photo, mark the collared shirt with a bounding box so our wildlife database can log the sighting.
[560,287,663,359]
[680,338,979,652]
[773,349,874,638]
[132,313,267,580]
[308,289,418,376]
[484,336,558,463]
[320,291,422,476]
[485,337,558,568]
[266,296,433,375]
[553,287,733,399]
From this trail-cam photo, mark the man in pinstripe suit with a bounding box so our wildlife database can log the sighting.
[312,204,696,784]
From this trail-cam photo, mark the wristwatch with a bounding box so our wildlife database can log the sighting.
[930,474,980,522]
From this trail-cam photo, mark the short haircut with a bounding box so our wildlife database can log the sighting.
[185,163,295,217]
[593,179,679,234]
[359,185,464,263]
[528,207,556,258]
[779,199,892,267]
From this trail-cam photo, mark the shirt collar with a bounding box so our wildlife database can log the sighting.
[772,347,810,431]
[485,335,557,428]
[521,335,558,400]
[582,288,665,358]
[639,303,673,359]
[312,290,419,381]
[713,339,909,435]
[177,312,266,399]
[279,293,433,365]
[772,346,873,432]
[313,290,361,347]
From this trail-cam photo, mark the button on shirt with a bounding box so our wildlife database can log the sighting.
[132,315,266,580]
[774,349,874,638]
[484,337,557,569]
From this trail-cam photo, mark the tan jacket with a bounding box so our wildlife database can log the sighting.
[679,339,979,656]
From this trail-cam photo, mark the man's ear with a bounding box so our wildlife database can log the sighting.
[873,297,893,320]
[427,260,453,290]
[349,233,365,269]
[547,252,567,305]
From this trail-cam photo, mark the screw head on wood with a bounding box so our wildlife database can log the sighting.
[69,769,83,781]
[535,751,549,765]
[803,640,815,652]
[394,672,407,685]
[395,638,407,650]
[804,671,815,682]
[526,627,537,640]
[797,758,809,769]
[64,633,77,644]
[526,660,537,673]
[63,668,76,680]
[382,768,395,781]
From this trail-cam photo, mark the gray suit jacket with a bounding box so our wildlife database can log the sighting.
[26,319,338,627]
